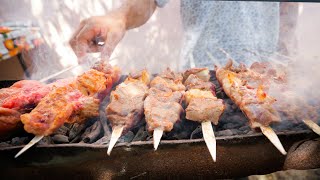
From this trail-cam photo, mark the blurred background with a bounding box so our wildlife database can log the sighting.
[0,1,319,80]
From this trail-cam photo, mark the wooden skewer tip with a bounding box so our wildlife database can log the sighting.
[153,128,163,151]
[260,126,287,155]
[15,135,44,158]
[202,121,217,162]
[303,119,320,136]
[107,126,124,156]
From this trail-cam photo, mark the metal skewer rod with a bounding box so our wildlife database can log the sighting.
[260,126,287,155]
[254,48,295,61]
[153,127,163,150]
[189,54,196,68]
[202,121,217,162]
[243,49,287,66]
[39,65,80,83]
[107,126,124,155]
[303,119,320,136]
[38,55,120,83]
[217,48,239,66]
[206,51,221,68]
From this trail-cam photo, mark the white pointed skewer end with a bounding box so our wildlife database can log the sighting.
[202,121,217,162]
[107,126,124,156]
[260,126,287,155]
[153,127,163,151]
[15,135,44,158]
[303,119,320,136]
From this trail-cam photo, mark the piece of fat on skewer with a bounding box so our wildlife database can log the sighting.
[107,126,124,155]
[260,126,287,155]
[303,119,320,136]
[202,121,217,162]
[153,127,163,150]
[15,135,44,158]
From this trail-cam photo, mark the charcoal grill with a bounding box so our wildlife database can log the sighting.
[0,131,319,179]
[0,75,319,179]
[1,0,320,178]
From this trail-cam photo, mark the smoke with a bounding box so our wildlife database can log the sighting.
[263,54,320,125]
[287,57,320,105]
[259,3,320,113]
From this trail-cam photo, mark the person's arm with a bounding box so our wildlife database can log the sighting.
[121,0,157,30]
[70,0,157,58]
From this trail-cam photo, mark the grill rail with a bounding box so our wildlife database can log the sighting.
[0,131,318,179]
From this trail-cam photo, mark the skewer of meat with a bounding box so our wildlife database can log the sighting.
[0,79,72,138]
[0,80,47,138]
[216,60,287,155]
[105,70,150,155]
[183,68,225,161]
[245,61,320,136]
[15,63,120,158]
[144,68,185,150]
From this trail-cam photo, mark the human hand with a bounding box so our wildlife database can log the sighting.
[70,13,126,59]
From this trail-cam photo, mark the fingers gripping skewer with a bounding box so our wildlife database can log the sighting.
[15,135,44,158]
[202,121,217,162]
[303,119,320,136]
[260,126,287,155]
[153,127,163,150]
[107,126,124,155]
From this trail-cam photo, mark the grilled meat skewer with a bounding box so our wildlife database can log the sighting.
[106,70,150,155]
[237,61,319,136]
[20,69,113,136]
[0,79,72,138]
[216,60,286,155]
[144,68,185,150]
[183,68,225,161]
[15,63,120,158]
